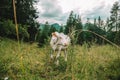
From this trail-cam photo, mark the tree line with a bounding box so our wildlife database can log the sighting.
[0,0,39,41]
[39,1,120,46]
[0,1,120,46]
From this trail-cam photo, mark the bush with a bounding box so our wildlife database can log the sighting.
[0,19,16,37]
[18,24,29,41]
[0,20,29,41]
[106,59,120,80]
[106,31,116,43]
[114,30,120,45]
[97,58,120,80]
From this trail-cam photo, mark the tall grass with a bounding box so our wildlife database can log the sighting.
[0,38,120,80]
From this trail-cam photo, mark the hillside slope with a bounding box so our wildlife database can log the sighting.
[0,38,120,80]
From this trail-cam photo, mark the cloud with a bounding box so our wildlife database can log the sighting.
[80,0,117,23]
[83,2,107,18]
[37,0,62,18]
[36,0,67,24]
[36,0,119,24]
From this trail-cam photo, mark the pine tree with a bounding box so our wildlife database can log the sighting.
[84,18,90,30]
[109,1,119,31]
[64,11,75,34]
[59,26,64,33]
[48,25,56,36]
[98,16,101,28]
[0,0,13,20]
[94,18,97,26]
[38,21,50,46]
[0,0,39,41]
[75,15,83,44]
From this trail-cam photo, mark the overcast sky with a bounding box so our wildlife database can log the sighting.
[36,0,120,24]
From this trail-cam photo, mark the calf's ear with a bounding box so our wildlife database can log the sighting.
[52,32,54,36]
[59,36,62,39]
[52,32,57,37]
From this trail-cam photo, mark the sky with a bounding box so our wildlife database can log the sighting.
[35,0,120,24]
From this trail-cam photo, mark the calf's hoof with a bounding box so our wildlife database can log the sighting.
[50,54,53,59]
[65,58,67,62]
[55,60,59,65]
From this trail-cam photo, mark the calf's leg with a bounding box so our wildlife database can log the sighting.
[50,50,54,59]
[56,46,62,65]
[64,49,67,61]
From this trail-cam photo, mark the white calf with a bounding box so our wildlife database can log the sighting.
[50,32,71,64]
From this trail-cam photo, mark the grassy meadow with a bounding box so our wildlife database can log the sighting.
[0,38,120,80]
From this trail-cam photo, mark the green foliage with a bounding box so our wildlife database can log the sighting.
[106,31,116,42]
[16,0,39,25]
[108,1,120,31]
[114,30,120,45]
[0,1,119,46]
[106,59,120,80]
[48,25,57,36]
[64,11,83,44]
[0,0,13,20]
[79,31,93,45]
[59,26,64,33]
[0,38,120,80]
[16,0,40,41]
[27,26,37,41]
[64,11,75,34]
[0,0,39,42]
[75,16,83,44]
[98,16,101,28]
[0,60,8,78]
[0,20,29,41]
[18,24,29,41]
[97,58,120,80]
[38,22,50,47]
[0,20,16,37]
[78,21,106,45]
[0,0,38,25]
[34,29,41,42]
[88,23,106,44]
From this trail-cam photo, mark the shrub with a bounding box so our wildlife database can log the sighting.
[106,31,116,43]
[114,30,120,45]
[106,59,120,80]
[97,58,120,80]
[18,24,29,41]
[0,19,16,37]
[0,20,29,41]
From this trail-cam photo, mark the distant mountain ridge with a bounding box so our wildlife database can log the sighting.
[39,23,61,31]
[51,23,61,31]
